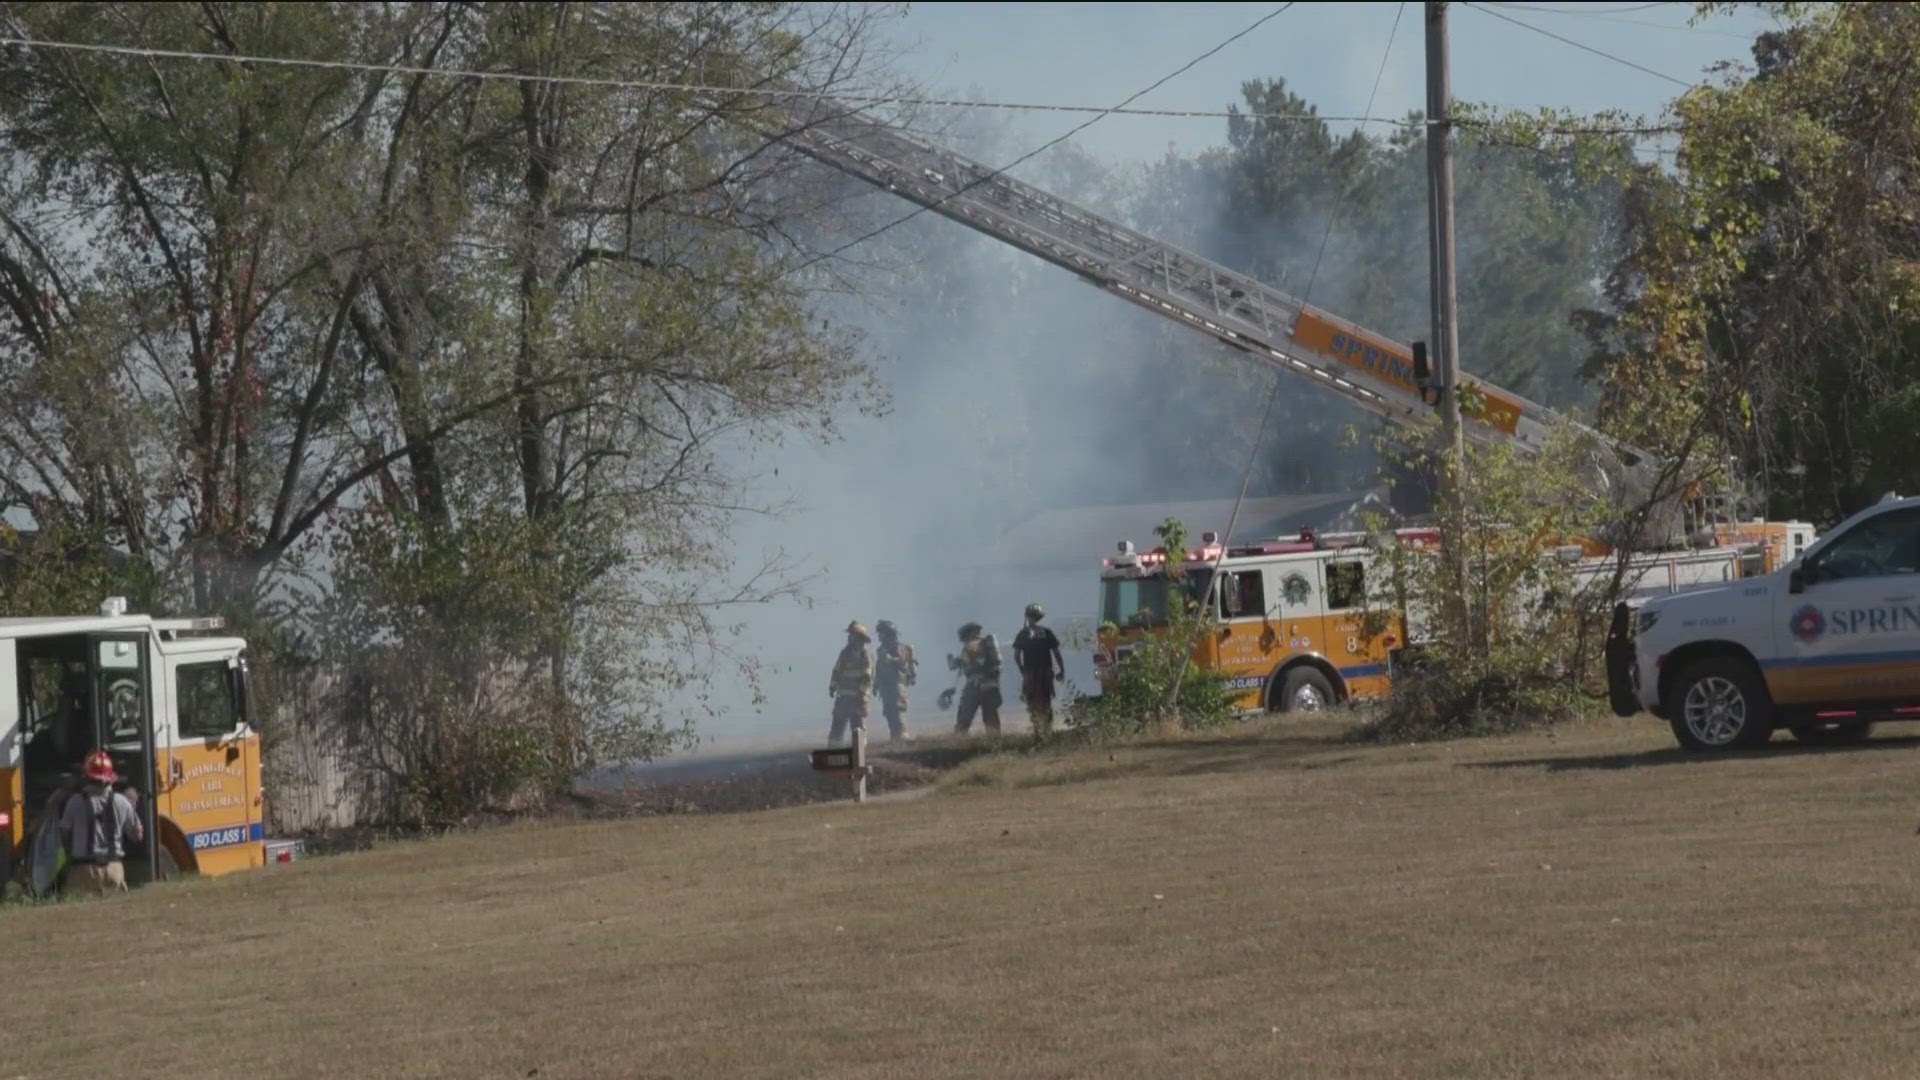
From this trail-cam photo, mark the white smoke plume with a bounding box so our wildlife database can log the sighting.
[683,111,1381,750]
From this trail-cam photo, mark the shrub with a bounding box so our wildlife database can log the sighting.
[1063,518,1241,739]
[1352,423,1636,742]
[1348,654,1591,744]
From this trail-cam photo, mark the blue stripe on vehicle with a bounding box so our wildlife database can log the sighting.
[1760,649,1920,670]
[1339,664,1387,679]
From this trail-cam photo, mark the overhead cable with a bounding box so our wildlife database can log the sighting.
[1462,2,1697,88]
[787,2,1301,273]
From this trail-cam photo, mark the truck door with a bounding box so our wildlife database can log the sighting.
[162,654,259,874]
[1323,556,1388,697]
[89,634,160,879]
[1772,506,1920,707]
[1212,566,1272,708]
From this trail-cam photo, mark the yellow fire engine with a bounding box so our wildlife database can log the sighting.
[2,598,289,894]
[1094,524,1814,714]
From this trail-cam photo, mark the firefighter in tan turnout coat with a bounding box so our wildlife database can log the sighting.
[828,621,874,747]
[873,620,917,743]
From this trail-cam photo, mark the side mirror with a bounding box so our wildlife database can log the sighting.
[1788,567,1806,595]
[1221,574,1243,617]
[228,655,255,729]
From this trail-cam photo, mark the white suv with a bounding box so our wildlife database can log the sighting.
[1608,495,1920,751]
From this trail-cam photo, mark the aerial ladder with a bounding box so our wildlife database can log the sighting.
[767,95,1720,552]
[772,99,1568,445]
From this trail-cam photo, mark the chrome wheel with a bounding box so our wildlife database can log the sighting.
[1682,675,1747,747]
[1291,683,1328,712]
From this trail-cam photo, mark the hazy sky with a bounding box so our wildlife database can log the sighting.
[876,1,1781,168]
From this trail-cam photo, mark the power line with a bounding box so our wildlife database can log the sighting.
[787,3,1300,274]
[0,33,1684,141]
[1484,2,1681,13]
[0,31,1351,126]
[1462,2,1696,88]
[1484,3,1757,39]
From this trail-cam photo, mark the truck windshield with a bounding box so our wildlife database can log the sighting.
[1101,570,1213,627]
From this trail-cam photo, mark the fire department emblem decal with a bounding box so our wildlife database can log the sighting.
[1788,604,1825,644]
[1282,573,1311,606]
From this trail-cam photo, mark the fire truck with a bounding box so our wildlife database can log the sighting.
[1093,523,1815,714]
[2,598,294,896]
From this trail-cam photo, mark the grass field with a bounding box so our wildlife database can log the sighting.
[9,716,1920,1079]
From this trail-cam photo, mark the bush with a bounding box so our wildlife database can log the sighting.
[1067,650,1242,739]
[1063,517,1242,740]
[1348,654,1591,744]
[1354,423,1632,742]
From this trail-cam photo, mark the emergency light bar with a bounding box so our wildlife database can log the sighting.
[154,617,226,632]
[1105,525,1448,566]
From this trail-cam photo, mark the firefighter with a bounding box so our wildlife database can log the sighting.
[827,621,874,747]
[872,620,917,743]
[1012,602,1066,737]
[949,622,1002,735]
[58,750,143,897]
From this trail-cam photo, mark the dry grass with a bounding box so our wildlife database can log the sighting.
[9,717,1920,1079]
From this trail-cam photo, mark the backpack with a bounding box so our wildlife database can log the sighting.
[75,790,114,861]
[978,634,1002,679]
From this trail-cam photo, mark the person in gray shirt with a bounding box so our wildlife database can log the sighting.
[59,750,143,896]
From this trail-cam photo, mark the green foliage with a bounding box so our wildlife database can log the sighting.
[1353,424,1622,741]
[1069,519,1241,737]
[0,524,163,618]
[1140,80,1625,409]
[1349,662,1591,744]
[1468,4,1920,524]
[0,2,892,817]
[314,506,687,819]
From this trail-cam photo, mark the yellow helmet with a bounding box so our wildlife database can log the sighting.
[846,621,871,641]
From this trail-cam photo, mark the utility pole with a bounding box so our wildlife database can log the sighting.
[1425,0,1464,476]
[1425,0,1472,643]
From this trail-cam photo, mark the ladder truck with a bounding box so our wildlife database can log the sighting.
[764,94,1811,713]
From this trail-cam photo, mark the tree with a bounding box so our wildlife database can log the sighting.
[0,1,901,812]
[1538,3,1920,523]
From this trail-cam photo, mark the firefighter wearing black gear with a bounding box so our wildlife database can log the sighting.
[1012,603,1065,736]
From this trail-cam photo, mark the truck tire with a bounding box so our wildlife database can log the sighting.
[1666,655,1773,752]
[1789,720,1874,745]
[1274,667,1335,714]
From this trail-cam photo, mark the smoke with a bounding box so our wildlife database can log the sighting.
[682,112,1383,751]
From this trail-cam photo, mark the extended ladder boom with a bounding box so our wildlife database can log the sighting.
[776,97,1590,456]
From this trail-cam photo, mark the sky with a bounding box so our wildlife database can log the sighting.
[875,1,1781,167]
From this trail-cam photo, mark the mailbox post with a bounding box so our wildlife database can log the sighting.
[809,720,872,803]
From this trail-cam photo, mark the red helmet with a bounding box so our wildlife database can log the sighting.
[84,750,116,784]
